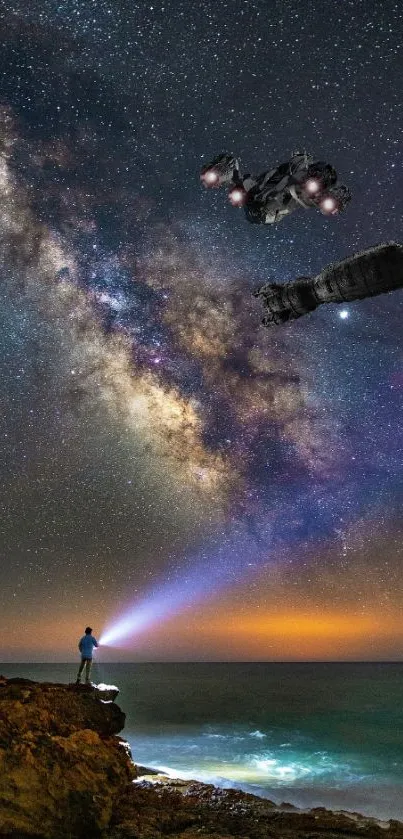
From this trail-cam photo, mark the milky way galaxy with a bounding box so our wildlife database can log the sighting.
[0,0,402,660]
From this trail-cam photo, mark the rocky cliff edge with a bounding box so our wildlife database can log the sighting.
[0,676,402,839]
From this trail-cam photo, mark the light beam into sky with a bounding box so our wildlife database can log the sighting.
[99,532,268,647]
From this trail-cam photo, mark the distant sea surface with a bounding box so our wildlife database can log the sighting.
[1,662,403,821]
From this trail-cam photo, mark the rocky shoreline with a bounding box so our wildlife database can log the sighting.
[0,677,402,839]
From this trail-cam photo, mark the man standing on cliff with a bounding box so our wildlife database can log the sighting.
[75,626,98,685]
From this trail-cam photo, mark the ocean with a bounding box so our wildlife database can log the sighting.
[1,662,402,822]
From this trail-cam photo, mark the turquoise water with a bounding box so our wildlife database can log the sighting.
[1,662,402,821]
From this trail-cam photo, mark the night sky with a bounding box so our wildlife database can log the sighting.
[0,0,402,662]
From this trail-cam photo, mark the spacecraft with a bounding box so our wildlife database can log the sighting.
[253,243,403,325]
[200,152,351,225]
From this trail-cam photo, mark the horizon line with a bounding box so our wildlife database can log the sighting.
[1,659,403,665]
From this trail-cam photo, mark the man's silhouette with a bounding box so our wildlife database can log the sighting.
[76,626,98,685]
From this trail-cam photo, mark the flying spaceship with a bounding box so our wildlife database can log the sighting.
[254,242,403,325]
[200,152,351,225]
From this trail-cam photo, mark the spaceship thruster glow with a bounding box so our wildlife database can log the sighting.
[202,170,218,185]
[321,197,337,212]
[304,178,321,194]
[229,188,246,206]
[200,152,351,225]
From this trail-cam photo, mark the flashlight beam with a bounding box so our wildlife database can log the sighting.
[99,530,268,647]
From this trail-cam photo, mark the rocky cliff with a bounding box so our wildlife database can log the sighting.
[0,677,133,837]
[0,676,402,839]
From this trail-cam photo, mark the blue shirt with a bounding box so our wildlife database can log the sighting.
[78,634,98,659]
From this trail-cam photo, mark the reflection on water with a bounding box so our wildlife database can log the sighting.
[1,662,403,821]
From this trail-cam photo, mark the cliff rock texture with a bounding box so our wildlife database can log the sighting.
[111,778,403,839]
[0,676,403,839]
[0,677,133,838]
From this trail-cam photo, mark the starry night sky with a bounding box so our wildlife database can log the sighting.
[0,0,402,661]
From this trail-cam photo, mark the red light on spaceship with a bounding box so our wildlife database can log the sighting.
[201,170,219,186]
[228,186,246,206]
[320,196,338,214]
[304,178,321,194]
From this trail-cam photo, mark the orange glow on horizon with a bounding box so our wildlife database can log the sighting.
[1,600,402,663]
[205,611,381,638]
[141,606,403,661]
